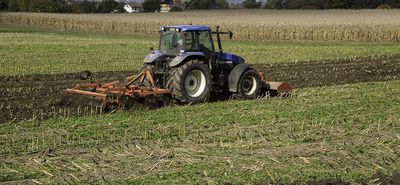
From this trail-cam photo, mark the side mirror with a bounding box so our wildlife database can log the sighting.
[229,31,233,39]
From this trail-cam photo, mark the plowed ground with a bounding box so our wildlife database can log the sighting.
[0,55,399,123]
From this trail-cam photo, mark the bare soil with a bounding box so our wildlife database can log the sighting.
[0,55,399,124]
[258,55,400,88]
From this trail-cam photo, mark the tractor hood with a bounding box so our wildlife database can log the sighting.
[217,53,245,65]
[143,50,163,64]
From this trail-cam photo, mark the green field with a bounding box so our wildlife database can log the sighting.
[1,25,400,75]
[1,23,400,184]
[1,80,399,183]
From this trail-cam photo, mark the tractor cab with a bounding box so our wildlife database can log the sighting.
[159,25,215,58]
[154,25,244,70]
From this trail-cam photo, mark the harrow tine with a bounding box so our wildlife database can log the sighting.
[65,67,171,112]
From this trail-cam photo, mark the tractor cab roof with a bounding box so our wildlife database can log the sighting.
[160,25,211,32]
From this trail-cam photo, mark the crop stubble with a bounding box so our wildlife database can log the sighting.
[0,55,399,123]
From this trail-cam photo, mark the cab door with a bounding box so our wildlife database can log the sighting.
[196,31,215,59]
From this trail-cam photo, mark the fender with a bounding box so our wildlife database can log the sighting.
[228,63,250,92]
[218,53,244,65]
[169,52,207,67]
[143,50,163,64]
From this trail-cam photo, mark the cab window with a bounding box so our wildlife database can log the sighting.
[159,30,183,56]
[198,31,213,54]
[184,32,195,51]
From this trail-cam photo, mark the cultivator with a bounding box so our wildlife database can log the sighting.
[66,67,170,109]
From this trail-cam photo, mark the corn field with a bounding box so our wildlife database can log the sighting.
[1,9,400,42]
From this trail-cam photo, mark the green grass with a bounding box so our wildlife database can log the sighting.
[1,24,400,76]
[1,24,399,184]
[1,80,399,183]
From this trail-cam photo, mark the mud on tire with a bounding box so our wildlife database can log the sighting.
[167,59,212,103]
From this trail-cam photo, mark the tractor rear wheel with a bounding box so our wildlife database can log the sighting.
[236,69,261,99]
[167,60,212,103]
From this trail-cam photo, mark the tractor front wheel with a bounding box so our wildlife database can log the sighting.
[167,60,212,103]
[236,69,261,99]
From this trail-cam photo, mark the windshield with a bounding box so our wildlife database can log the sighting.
[159,30,183,56]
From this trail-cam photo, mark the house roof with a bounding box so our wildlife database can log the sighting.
[161,25,211,32]
[125,3,143,8]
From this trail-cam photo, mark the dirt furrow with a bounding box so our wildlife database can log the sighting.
[258,55,400,88]
[1,55,399,123]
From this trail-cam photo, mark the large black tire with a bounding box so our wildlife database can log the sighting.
[236,69,261,99]
[167,60,212,103]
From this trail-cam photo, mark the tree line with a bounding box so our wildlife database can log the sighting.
[245,0,400,9]
[1,0,399,13]
[0,0,125,13]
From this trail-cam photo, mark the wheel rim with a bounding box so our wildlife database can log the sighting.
[242,75,257,95]
[184,69,206,97]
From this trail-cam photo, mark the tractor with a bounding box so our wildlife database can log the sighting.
[66,25,291,108]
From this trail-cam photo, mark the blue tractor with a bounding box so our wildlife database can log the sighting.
[67,25,291,108]
[142,25,290,103]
